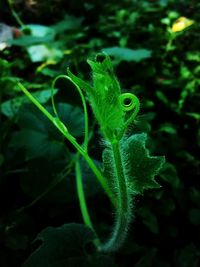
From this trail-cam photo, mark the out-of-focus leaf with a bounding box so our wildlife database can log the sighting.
[27,45,63,63]
[5,233,28,250]
[11,129,66,160]
[161,17,171,25]
[179,80,196,108]
[189,208,200,225]
[156,91,169,105]
[51,103,85,137]
[79,158,102,197]
[175,244,200,267]
[103,47,152,62]
[20,156,102,203]
[0,154,4,166]
[138,207,159,234]
[0,58,11,73]
[135,248,157,267]
[52,15,83,33]
[158,123,177,134]
[19,158,72,203]
[19,156,102,203]
[160,163,180,188]
[186,52,200,62]
[9,24,55,47]
[159,197,176,216]
[186,112,200,120]
[0,89,57,117]
[190,188,200,205]
[180,65,191,79]
[10,102,87,203]
[135,117,152,133]
[10,102,84,159]
[22,224,116,267]
[26,24,55,38]
[9,35,54,46]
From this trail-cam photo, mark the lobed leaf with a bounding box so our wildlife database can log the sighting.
[102,133,165,196]
[123,133,165,194]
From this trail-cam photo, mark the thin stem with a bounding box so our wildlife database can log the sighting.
[124,96,140,128]
[52,76,98,244]
[7,0,25,27]
[83,152,116,207]
[75,156,101,247]
[100,140,131,252]
[17,82,116,207]
[51,75,89,152]
[18,82,57,123]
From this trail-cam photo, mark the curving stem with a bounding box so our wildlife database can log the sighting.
[100,139,132,252]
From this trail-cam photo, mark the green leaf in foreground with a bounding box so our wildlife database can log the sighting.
[102,47,152,62]
[22,224,116,267]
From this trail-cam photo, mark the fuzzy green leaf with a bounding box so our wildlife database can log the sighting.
[87,55,124,133]
[68,55,126,140]
[123,133,165,194]
[102,133,165,196]
[67,68,94,94]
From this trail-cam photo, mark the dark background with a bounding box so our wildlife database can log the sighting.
[0,0,199,266]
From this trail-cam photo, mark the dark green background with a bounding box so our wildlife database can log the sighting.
[0,0,199,266]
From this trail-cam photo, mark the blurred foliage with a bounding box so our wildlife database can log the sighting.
[0,0,199,266]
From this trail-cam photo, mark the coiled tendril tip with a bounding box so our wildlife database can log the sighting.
[119,93,138,112]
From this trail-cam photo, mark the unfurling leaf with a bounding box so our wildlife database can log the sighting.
[68,54,140,141]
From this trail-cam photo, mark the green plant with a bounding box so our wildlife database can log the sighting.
[18,54,165,253]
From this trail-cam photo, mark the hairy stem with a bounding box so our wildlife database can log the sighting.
[100,140,132,252]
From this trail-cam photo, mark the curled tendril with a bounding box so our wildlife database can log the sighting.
[117,92,140,139]
[119,93,137,111]
[51,75,89,151]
